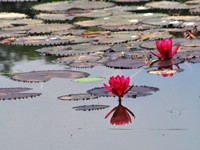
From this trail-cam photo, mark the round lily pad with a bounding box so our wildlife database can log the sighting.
[72,105,109,111]
[95,32,140,45]
[36,44,111,56]
[0,30,27,38]
[147,67,183,77]
[73,9,112,18]
[110,0,149,3]
[35,13,75,21]
[0,12,27,20]
[32,1,115,13]
[68,62,103,68]
[87,85,159,98]
[149,58,185,68]
[0,19,43,29]
[58,93,98,101]
[0,88,41,100]
[106,58,146,69]
[145,1,196,10]
[73,77,104,83]
[27,23,73,34]
[188,57,200,63]
[0,0,37,1]
[11,70,90,82]
[139,31,173,41]
[111,41,143,51]
[56,55,102,64]
[9,35,70,46]
[142,17,182,27]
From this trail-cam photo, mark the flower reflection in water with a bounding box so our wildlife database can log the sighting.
[105,97,135,125]
[148,59,183,77]
[104,75,135,125]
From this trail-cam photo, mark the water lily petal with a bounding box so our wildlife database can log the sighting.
[171,44,180,57]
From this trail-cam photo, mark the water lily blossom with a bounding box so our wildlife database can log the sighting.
[103,75,133,97]
[105,104,135,125]
[150,38,180,60]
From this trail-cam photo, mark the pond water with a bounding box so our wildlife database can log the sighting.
[0,1,200,150]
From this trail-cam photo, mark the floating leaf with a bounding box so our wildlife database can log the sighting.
[188,58,200,63]
[58,93,98,101]
[72,105,109,111]
[35,13,75,21]
[149,58,185,68]
[87,85,159,98]
[110,0,149,4]
[106,58,146,69]
[73,77,104,83]
[11,70,90,82]
[145,1,195,10]
[148,68,183,76]
[69,62,103,68]
[32,1,115,13]
[56,55,102,64]
[0,30,27,38]
[0,12,27,20]
[0,88,41,100]
[36,44,111,56]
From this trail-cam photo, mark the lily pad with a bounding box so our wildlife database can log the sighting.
[56,55,102,64]
[145,1,196,10]
[36,44,111,56]
[73,9,112,18]
[111,41,143,51]
[147,67,183,76]
[149,58,185,68]
[11,70,90,82]
[35,13,75,21]
[72,105,110,111]
[0,12,27,20]
[58,93,98,101]
[95,32,140,45]
[110,0,149,3]
[0,88,41,100]
[69,62,103,68]
[9,35,70,46]
[73,77,104,83]
[0,30,27,38]
[32,1,115,13]
[106,58,146,69]
[87,85,159,98]
[188,57,200,63]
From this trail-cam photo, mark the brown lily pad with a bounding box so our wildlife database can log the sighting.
[69,62,103,68]
[0,12,27,20]
[148,58,185,68]
[36,44,111,56]
[72,105,109,111]
[0,30,27,38]
[106,58,146,69]
[58,93,98,101]
[11,70,90,82]
[0,88,41,100]
[87,85,159,98]
[32,1,115,13]
[56,55,102,64]
[188,57,200,63]
[145,1,196,10]
[147,67,183,76]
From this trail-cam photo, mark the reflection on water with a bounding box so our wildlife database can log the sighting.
[105,97,135,125]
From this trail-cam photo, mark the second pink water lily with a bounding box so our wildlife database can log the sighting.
[150,38,180,60]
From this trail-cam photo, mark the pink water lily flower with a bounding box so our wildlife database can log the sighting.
[150,38,180,60]
[103,75,133,97]
[105,104,135,125]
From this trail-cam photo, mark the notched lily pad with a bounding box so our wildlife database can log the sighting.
[58,93,98,101]
[35,13,75,21]
[32,1,115,13]
[73,77,104,83]
[106,58,146,69]
[0,88,41,100]
[87,85,159,98]
[56,55,102,64]
[148,58,185,68]
[0,12,27,20]
[145,1,195,10]
[11,70,90,82]
[72,105,109,111]
[69,62,103,68]
[188,57,200,63]
[36,44,111,56]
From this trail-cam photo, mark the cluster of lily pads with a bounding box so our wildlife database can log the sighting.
[0,1,200,113]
